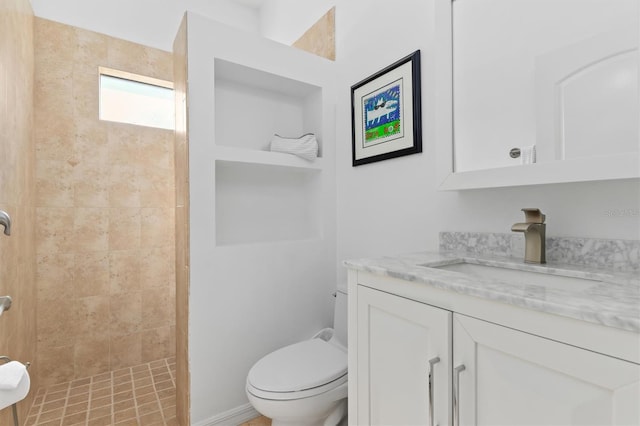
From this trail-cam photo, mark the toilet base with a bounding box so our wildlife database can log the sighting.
[270,399,346,426]
[247,382,347,426]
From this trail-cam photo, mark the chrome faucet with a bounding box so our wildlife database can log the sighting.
[511,208,546,264]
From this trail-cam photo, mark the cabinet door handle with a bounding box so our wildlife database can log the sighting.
[428,357,440,426]
[453,364,466,426]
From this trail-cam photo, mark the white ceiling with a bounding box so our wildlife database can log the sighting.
[230,0,265,9]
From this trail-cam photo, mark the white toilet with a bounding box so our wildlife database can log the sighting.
[246,288,348,426]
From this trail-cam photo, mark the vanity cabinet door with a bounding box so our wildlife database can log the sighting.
[356,286,452,426]
[453,314,640,426]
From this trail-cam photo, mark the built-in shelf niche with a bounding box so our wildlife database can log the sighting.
[214,58,324,157]
[215,160,322,246]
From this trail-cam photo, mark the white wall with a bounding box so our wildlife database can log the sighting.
[332,0,640,288]
[30,0,260,51]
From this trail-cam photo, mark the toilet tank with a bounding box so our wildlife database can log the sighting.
[333,286,348,347]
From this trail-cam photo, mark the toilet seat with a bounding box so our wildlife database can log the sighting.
[247,373,347,401]
[247,338,347,401]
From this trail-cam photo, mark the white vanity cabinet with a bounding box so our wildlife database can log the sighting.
[348,273,640,426]
[454,314,640,426]
[356,286,452,426]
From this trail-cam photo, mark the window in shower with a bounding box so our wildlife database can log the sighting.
[99,66,175,130]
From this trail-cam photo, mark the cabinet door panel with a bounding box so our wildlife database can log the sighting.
[454,314,640,426]
[357,286,452,426]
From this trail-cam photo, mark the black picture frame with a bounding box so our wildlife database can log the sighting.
[351,50,422,166]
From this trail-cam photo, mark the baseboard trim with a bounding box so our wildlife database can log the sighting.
[193,403,260,426]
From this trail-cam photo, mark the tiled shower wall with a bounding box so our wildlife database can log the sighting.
[292,7,336,61]
[0,0,38,423]
[34,18,176,386]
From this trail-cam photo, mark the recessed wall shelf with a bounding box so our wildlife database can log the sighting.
[214,58,324,157]
[214,146,324,170]
[215,161,322,246]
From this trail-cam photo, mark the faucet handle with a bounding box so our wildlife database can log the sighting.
[521,208,545,224]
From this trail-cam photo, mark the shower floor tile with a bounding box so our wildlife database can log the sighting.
[24,358,176,426]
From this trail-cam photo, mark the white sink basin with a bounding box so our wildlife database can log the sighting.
[431,261,602,290]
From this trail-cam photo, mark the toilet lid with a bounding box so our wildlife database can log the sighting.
[248,339,347,393]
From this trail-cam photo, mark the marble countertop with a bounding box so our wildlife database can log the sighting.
[344,251,640,333]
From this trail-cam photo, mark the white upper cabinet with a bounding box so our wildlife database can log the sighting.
[435,0,640,190]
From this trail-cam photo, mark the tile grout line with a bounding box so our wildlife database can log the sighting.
[32,387,46,424]
[157,359,171,423]
[29,358,177,426]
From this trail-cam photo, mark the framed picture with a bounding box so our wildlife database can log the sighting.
[351,50,422,166]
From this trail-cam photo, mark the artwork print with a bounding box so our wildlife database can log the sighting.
[362,80,404,147]
[351,50,422,166]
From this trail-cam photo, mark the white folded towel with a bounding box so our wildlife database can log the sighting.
[269,133,318,161]
[0,361,27,390]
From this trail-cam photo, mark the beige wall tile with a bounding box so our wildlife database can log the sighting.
[110,292,142,336]
[293,7,336,61]
[109,208,141,250]
[34,18,76,65]
[73,71,100,124]
[73,28,107,76]
[74,120,108,164]
[36,253,75,300]
[74,208,109,252]
[109,250,141,294]
[36,207,74,253]
[37,297,78,347]
[107,38,149,78]
[74,252,110,297]
[141,286,173,329]
[34,114,75,162]
[144,46,173,82]
[107,124,142,162]
[110,333,142,370]
[169,325,176,354]
[34,70,74,120]
[76,295,111,339]
[108,164,140,208]
[139,247,175,289]
[74,337,110,378]
[141,326,172,362]
[37,345,75,387]
[138,128,173,169]
[139,165,174,208]
[73,161,110,207]
[141,208,174,248]
[36,159,74,207]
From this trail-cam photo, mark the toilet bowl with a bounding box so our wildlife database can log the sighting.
[246,289,348,426]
